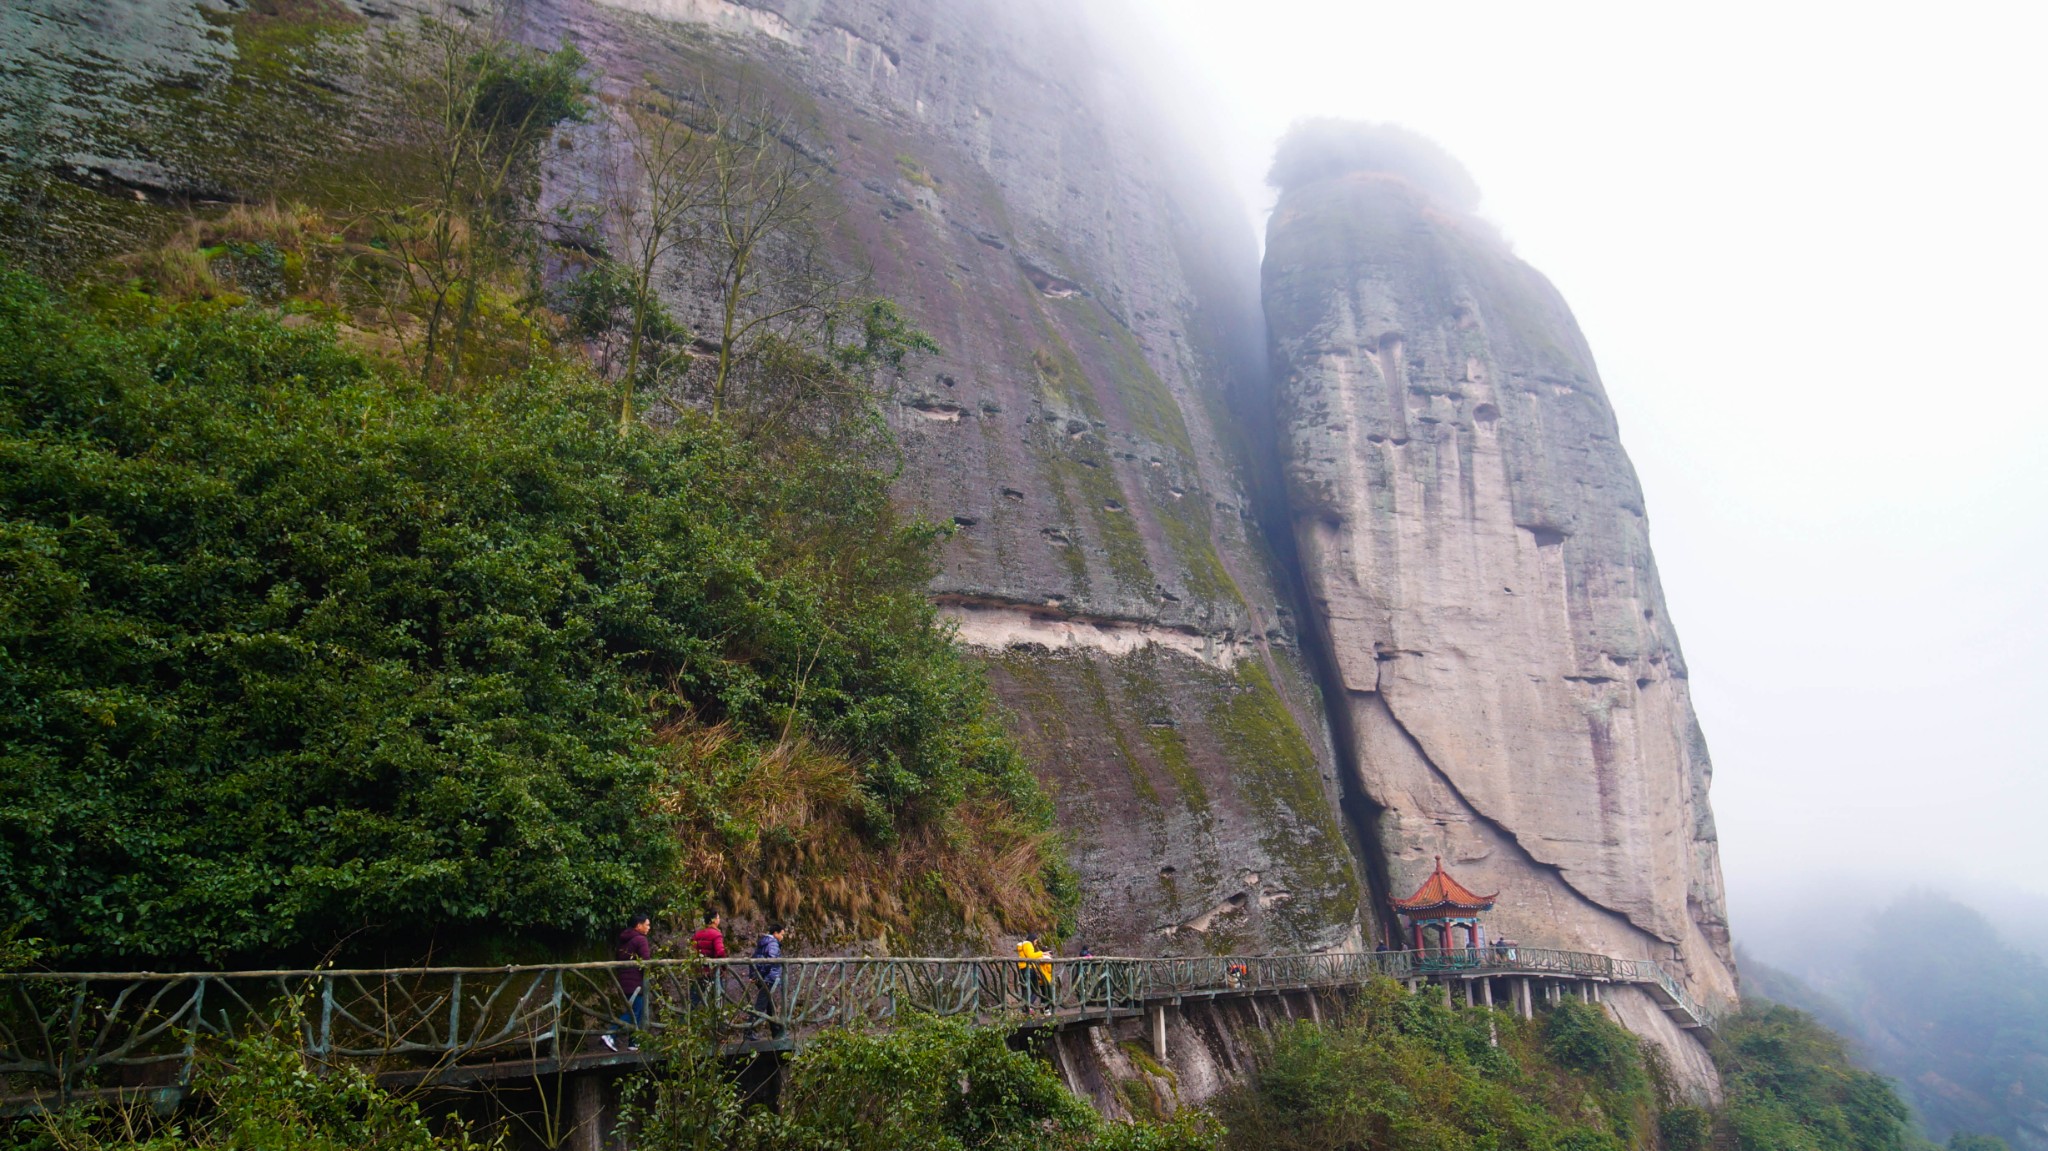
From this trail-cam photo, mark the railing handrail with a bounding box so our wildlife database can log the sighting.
[0,950,1713,1022]
[0,945,1715,1106]
[0,948,1691,982]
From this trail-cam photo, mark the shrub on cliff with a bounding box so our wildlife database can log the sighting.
[1216,979,1661,1151]
[623,1012,1219,1151]
[4,1025,487,1151]
[1712,1004,1915,1151]
[0,267,1060,964]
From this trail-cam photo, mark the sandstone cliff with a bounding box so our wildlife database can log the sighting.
[1260,125,1737,1014]
[4,0,1737,1063]
[543,0,1369,956]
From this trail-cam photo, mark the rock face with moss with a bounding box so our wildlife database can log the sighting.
[543,0,1369,954]
[1261,124,1737,1011]
[3,3,1741,1032]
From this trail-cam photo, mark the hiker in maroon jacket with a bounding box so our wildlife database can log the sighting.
[689,910,727,1010]
[603,913,653,1052]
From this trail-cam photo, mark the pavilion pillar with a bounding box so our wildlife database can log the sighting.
[1481,978,1494,1009]
[1464,979,1476,1008]
[1518,978,1533,1019]
[1580,982,1591,1003]
[1150,1004,1169,1060]
[1440,981,1453,1009]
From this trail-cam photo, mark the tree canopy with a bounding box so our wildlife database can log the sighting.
[0,269,1047,964]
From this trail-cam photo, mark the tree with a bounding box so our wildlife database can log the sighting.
[371,4,589,386]
[598,84,712,430]
[1714,1005,1914,1151]
[0,268,1052,964]
[672,90,851,421]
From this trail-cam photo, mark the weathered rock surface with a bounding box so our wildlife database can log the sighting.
[1262,148,1737,1011]
[547,0,1368,955]
[4,0,1740,1079]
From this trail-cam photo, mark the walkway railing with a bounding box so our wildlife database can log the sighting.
[0,948,1712,1107]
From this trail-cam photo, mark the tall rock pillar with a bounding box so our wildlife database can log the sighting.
[1260,127,1737,1026]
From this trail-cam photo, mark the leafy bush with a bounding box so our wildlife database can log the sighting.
[1543,999,1650,1098]
[3,1028,485,1151]
[0,267,1058,964]
[1216,979,1657,1151]
[1713,1005,1914,1151]
[622,1013,1218,1151]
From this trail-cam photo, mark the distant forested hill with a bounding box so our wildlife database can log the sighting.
[1744,894,2048,1149]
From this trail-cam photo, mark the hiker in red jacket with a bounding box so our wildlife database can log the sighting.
[689,910,727,1010]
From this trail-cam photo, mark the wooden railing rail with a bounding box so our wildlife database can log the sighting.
[0,948,1713,1107]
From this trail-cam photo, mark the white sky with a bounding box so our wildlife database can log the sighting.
[1125,0,2048,938]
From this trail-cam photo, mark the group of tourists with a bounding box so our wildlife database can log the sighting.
[602,910,786,1051]
[603,916,1077,1045]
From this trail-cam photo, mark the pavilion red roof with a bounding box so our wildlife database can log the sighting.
[1390,857,1497,913]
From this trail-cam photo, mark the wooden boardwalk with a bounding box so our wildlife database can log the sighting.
[0,948,1714,1109]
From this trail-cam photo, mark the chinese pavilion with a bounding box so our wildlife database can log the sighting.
[1391,857,1497,957]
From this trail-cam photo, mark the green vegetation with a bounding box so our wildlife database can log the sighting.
[1218,980,1933,1151]
[3,1027,485,1151]
[1218,982,1661,1151]
[0,0,1083,965]
[0,264,1064,964]
[1743,893,2043,1149]
[1713,1005,1914,1151]
[1206,660,1358,942]
[624,1012,1216,1151]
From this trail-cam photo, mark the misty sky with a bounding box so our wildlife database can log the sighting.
[1126,0,2048,940]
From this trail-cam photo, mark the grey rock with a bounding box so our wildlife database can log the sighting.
[1262,159,1737,1014]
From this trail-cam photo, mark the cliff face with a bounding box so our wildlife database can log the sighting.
[1262,154,1737,1009]
[5,0,1735,1024]
[551,0,1368,955]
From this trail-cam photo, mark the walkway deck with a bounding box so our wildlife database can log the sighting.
[0,947,1714,1108]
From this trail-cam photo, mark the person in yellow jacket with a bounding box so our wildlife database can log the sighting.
[1015,935,1054,1013]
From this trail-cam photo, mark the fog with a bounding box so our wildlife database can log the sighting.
[1125,0,2048,952]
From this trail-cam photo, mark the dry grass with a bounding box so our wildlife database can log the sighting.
[122,200,348,305]
[134,244,223,298]
[653,720,1064,951]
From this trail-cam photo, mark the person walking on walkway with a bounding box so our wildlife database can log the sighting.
[690,910,727,1011]
[603,913,652,1052]
[748,923,786,1039]
[1015,935,1053,1014]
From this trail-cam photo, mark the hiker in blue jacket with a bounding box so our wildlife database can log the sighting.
[747,923,787,1038]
